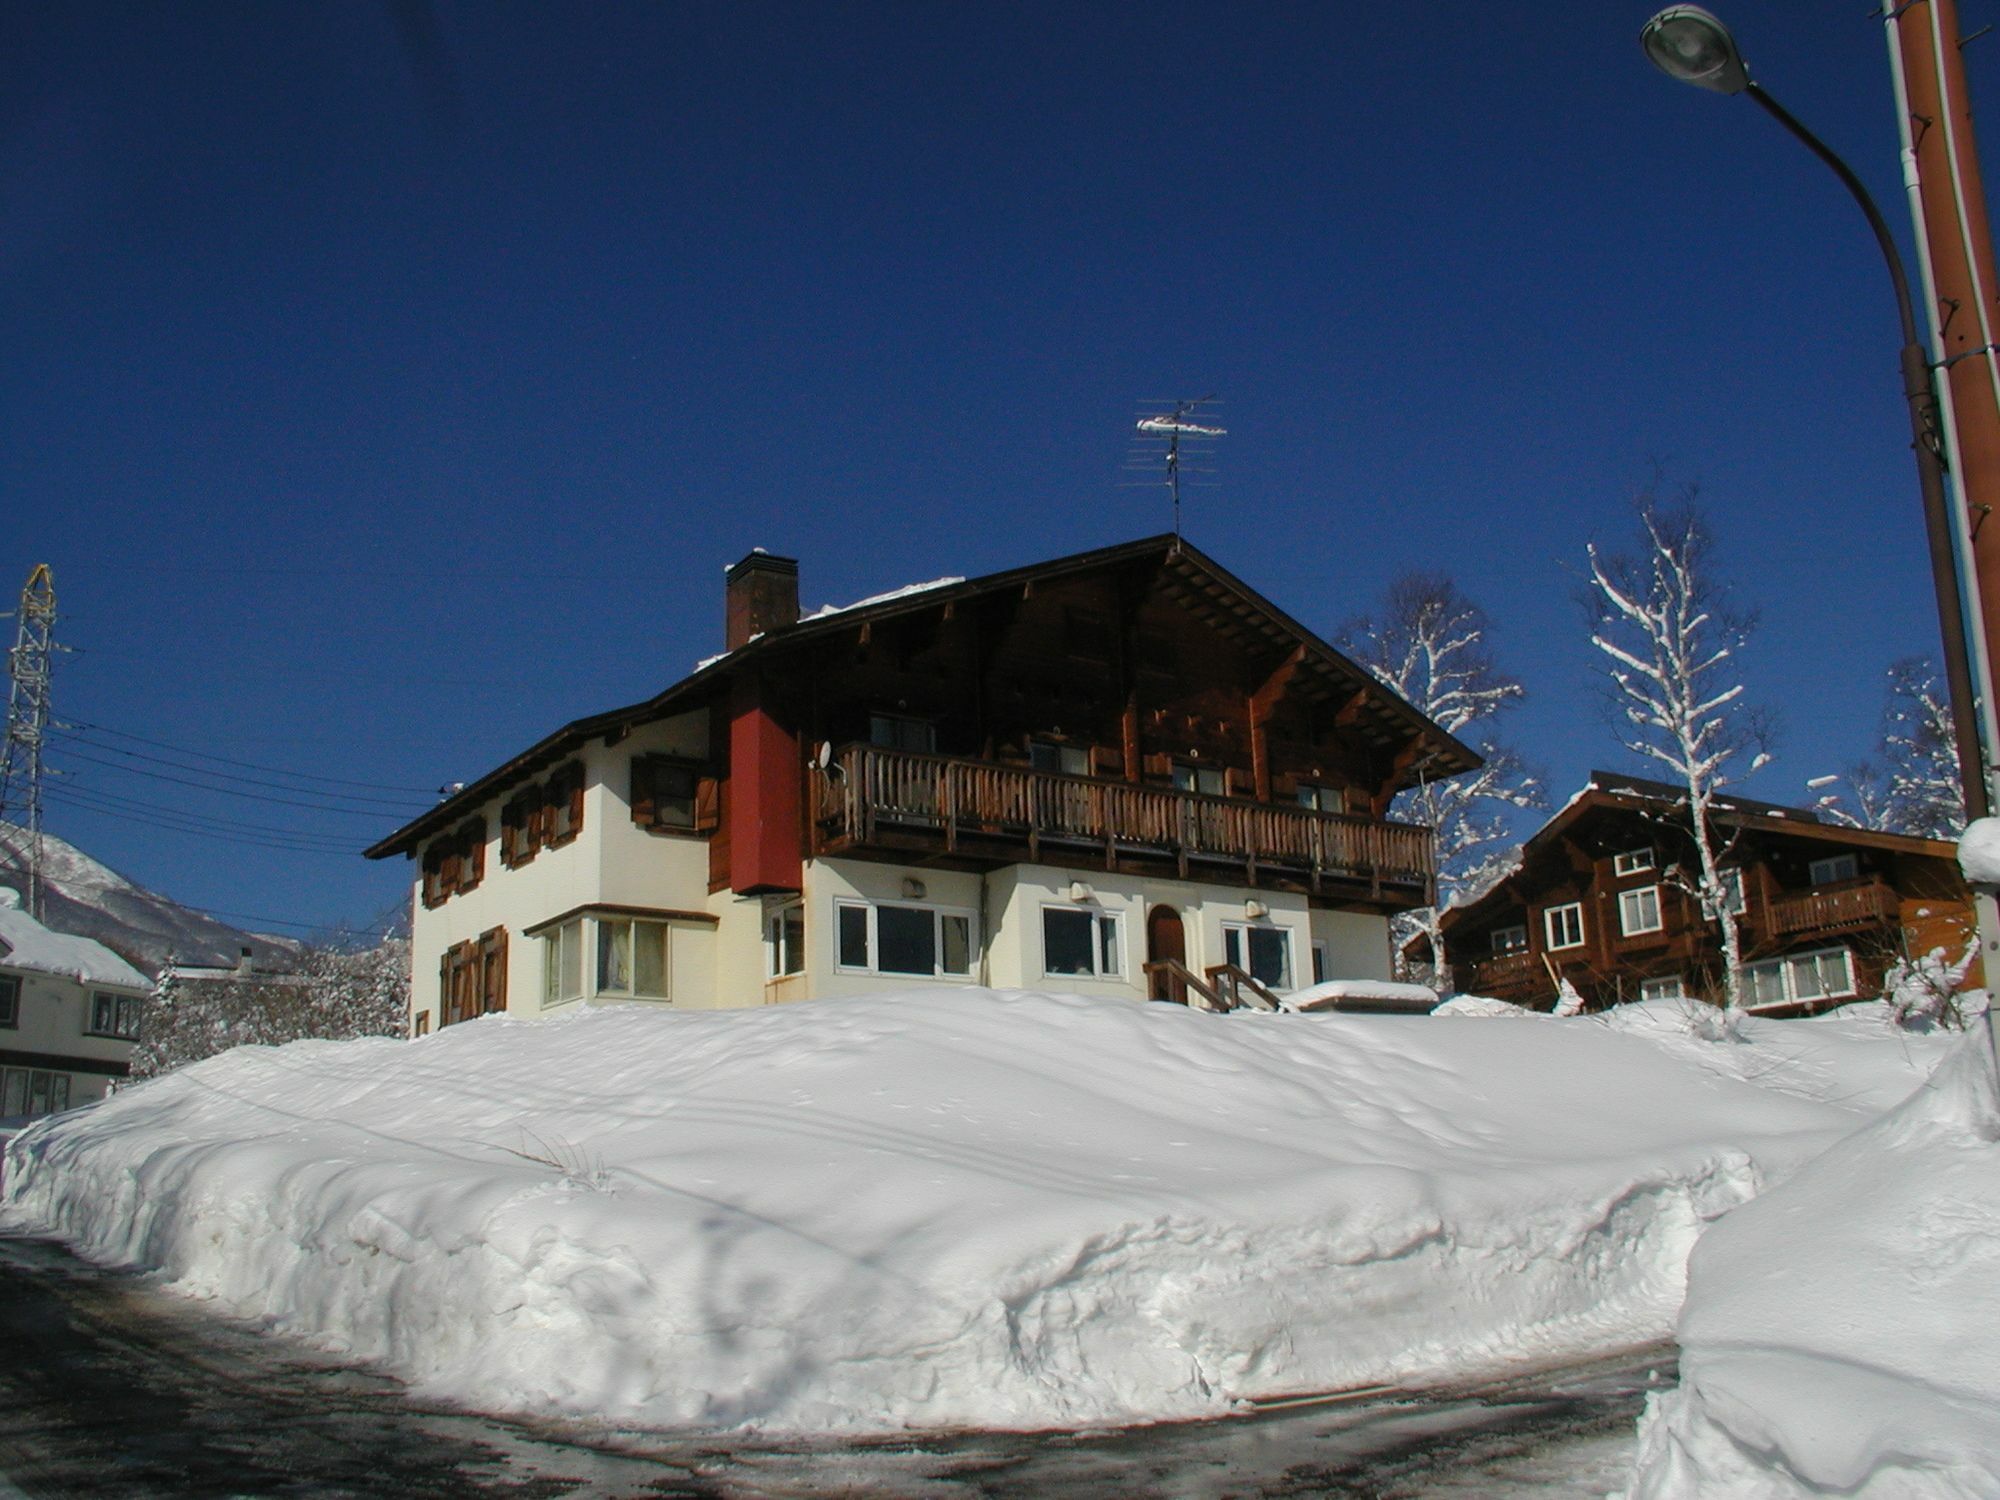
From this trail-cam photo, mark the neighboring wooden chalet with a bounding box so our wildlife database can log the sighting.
[1440,772,1978,1013]
[366,535,1479,1029]
[0,898,150,1118]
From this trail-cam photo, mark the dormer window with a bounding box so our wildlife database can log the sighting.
[1613,848,1655,877]
[1809,853,1860,886]
[1491,924,1528,957]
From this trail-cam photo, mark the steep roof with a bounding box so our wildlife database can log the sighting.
[1441,770,1962,934]
[0,904,151,991]
[365,534,1483,860]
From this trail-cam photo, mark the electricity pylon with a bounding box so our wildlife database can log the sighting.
[0,566,58,919]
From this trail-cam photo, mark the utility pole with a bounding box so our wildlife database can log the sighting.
[0,565,58,920]
[1885,0,2000,987]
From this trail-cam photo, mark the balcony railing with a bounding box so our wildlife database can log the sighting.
[1462,951,1537,994]
[811,744,1434,897]
[1766,879,1901,937]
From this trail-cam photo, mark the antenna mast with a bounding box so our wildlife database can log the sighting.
[0,565,58,920]
[1133,397,1226,538]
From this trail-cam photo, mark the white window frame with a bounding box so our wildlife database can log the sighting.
[1490,923,1529,957]
[1809,853,1860,887]
[1639,975,1686,1003]
[1618,885,1664,937]
[1613,848,1655,877]
[543,918,586,1006]
[1221,922,1294,991]
[596,917,671,1000]
[1543,903,1586,951]
[1,1067,70,1117]
[833,898,977,979]
[86,991,143,1040]
[1039,905,1124,980]
[1742,947,1856,1008]
[0,973,18,1028]
[766,900,805,979]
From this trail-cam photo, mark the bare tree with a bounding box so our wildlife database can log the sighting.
[1586,497,1768,1020]
[1340,572,1544,986]
[1815,659,1963,839]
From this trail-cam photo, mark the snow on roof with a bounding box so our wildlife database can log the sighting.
[802,576,965,622]
[1279,979,1440,1013]
[0,906,149,990]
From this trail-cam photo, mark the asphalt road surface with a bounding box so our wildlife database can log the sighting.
[0,1232,1672,1498]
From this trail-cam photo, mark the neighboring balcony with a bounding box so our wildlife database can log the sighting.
[810,744,1434,902]
[1461,950,1538,996]
[1763,879,1901,938]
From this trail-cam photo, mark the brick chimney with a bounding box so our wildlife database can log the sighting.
[725,550,799,651]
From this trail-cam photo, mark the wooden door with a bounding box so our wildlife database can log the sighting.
[1146,905,1187,1003]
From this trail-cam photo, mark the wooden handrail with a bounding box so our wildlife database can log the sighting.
[1204,963,1281,1011]
[812,744,1435,890]
[1142,959,1230,1011]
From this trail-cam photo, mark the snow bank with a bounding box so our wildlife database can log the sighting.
[1279,978,1437,1013]
[0,989,1951,1435]
[1622,1020,2000,1499]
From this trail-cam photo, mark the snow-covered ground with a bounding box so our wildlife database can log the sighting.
[2,988,1972,1455]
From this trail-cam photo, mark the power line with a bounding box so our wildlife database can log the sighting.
[46,781,367,851]
[53,746,428,820]
[61,717,438,795]
[52,729,432,812]
[43,787,369,856]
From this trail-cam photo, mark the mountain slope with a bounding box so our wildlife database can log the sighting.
[0,824,301,976]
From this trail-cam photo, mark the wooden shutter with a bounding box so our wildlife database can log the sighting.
[458,819,486,891]
[1089,744,1121,776]
[1143,752,1172,780]
[694,775,721,834]
[630,756,657,826]
[479,927,508,1014]
[438,949,451,1023]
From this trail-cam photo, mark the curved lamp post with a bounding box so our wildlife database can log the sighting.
[1641,4,1991,820]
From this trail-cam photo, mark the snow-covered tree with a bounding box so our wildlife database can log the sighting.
[1339,572,1544,985]
[133,931,410,1080]
[1813,659,1964,839]
[1586,498,1768,1020]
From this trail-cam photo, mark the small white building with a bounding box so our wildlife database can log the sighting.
[0,897,151,1118]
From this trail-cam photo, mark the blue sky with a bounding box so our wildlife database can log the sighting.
[2,2,1979,939]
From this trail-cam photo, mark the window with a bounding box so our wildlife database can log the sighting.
[597,918,669,999]
[869,714,936,754]
[1809,853,1860,886]
[767,902,805,978]
[1639,975,1686,1003]
[832,899,975,978]
[1613,848,1655,877]
[1,1068,69,1118]
[0,973,17,1028]
[454,818,486,894]
[544,762,586,847]
[543,920,585,1006]
[1223,924,1293,990]
[412,1011,431,1038]
[631,755,718,834]
[478,928,508,1015]
[1029,740,1090,777]
[1042,907,1123,979]
[501,788,542,868]
[1714,867,1747,917]
[1544,903,1585,951]
[1064,607,1111,662]
[1296,784,1342,813]
[1742,948,1856,1007]
[441,941,480,1026]
[1312,941,1328,985]
[87,992,143,1040]
[1618,885,1664,937]
[1173,762,1225,797]
[422,818,488,905]
[1491,924,1529,957]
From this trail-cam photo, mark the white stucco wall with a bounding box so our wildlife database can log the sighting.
[1,965,143,1112]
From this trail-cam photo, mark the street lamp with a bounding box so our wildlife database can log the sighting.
[1640,4,1991,821]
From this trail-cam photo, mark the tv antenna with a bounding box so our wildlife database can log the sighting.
[0,565,59,919]
[1128,396,1225,538]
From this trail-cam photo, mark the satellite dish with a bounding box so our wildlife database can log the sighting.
[814,741,833,771]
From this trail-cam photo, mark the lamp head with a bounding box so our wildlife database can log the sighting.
[1641,5,1751,95]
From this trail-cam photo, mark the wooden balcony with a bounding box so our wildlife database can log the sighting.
[1461,951,1538,996]
[1765,879,1901,938]
[811,744,1434,902]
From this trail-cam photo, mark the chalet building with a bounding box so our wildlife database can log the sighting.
[366,535,1479,1030]
[1440,772,1978,1013]
[0,898,150,1118]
